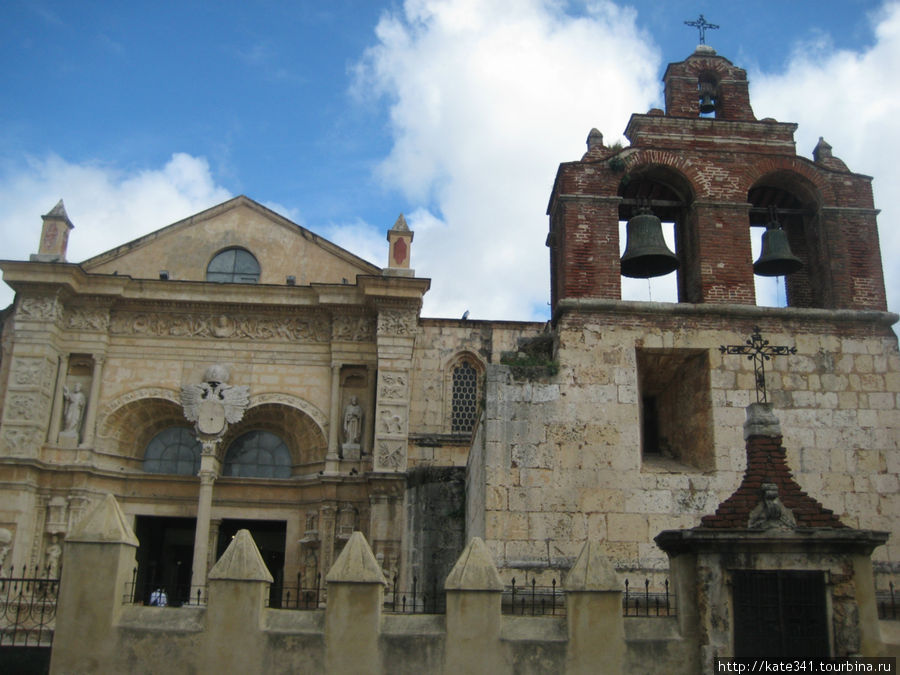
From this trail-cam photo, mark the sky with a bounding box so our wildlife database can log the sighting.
[1,0,898,324]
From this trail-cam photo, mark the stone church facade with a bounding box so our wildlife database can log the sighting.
[0,44,898,622]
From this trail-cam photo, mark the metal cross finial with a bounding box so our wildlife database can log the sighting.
[719,327,797,403]
[684,14,719,44]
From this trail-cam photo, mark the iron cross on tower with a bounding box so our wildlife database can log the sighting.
[720,327,797,404]
[684,14,719,44]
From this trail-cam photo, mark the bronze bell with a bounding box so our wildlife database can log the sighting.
[698,80,717,114]
[620,206,679,278]
[753,224,803,277]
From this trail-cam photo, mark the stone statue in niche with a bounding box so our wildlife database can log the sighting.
[44,534,62,578]
[60,383,87,442]
[341,396,363,459]
[748,482,797,530]
[0,528,11,571]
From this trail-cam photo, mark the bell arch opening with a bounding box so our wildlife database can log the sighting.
[618,166,696,303]
[748,173,822,308]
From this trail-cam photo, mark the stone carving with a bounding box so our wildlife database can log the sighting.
[377,309,417,337]
[379,373,407,400]
[748,483,797,530]
[376,441,404,470]
[44,534,61,577]
[60,384,87,439]
[18,296,62,321]
[1,427,40,454]
[9,394,39,421]
[64,307,109,332]
[181,365,250,438]
[13,359,44,386]
[379,409,405,434]
[0,528,11,571]
[343,396,363,445]
[110,311,330,342]
[333,315,376,342]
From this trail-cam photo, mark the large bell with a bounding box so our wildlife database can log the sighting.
[620,208,679,278]
[699,92,716,114]
[753,225,803,277]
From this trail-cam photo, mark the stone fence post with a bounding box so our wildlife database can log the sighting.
[324,531,385,674]
[443,536,506,674]
[202,529,273,671]
[49,494,139,675]
[565,540,625,674]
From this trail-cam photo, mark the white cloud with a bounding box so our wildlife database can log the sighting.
[353,0,661,320]
[0,153,231,308]
[750,1,900,320]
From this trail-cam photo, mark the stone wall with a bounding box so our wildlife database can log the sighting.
[471,304,900,583]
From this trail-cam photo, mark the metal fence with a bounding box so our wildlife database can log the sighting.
[384,575,445,614]
[878,582,899,620]
[502,578,564,616]
[124,568,207,607]
[623,578,675,617]
[267,573,323,610]
[0,567,59,647]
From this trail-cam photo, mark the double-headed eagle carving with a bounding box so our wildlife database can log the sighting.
[180,365,249,437]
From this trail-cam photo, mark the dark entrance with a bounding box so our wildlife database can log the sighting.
[216,519,286,607]
[733,570,828,658]
[134,516,195,606]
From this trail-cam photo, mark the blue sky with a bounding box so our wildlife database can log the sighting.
[1,0,898,323]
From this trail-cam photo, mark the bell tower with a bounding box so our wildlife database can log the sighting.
[546,47,887,316]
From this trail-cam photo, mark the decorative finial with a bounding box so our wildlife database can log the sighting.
[684,14,719,45]
[720,327,797,404]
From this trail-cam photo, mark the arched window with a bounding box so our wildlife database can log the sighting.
[143,427,201,475]
[451,358,480,433]
[206,247,260,283]
[223,430,291,478]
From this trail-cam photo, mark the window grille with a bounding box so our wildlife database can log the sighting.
[451,360,479,433]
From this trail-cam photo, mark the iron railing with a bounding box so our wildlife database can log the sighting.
[124,568,207,607]
[385,575,445,614]
[267,573,323,610]
[878,582,899,620]
[0,567,59,647]
[623,578,674,616]
[502,578,563,616]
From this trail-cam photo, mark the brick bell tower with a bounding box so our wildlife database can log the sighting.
[546,45,887,315]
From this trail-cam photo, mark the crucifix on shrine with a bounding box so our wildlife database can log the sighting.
[684,14,719,44]
[720,327,797,403]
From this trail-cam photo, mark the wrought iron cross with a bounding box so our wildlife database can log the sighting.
[719,327,796,403]
[684,14,719,44]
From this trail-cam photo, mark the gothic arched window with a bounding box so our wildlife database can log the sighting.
[223,430,291,478]
[206,247,261,283]
[450,358,480,434]
[143,427,201,475]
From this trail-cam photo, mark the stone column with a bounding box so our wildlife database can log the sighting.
[443,537,505,674]
[324,531,385,675]
[190,440,220,594]
[207,518,222,571]
[565,540,625,674]
[80,354,105,447]
[325,364,341,471]
[49,495,139,675]
[47,354,69,443]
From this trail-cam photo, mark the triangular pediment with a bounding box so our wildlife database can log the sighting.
[80,196,381,285]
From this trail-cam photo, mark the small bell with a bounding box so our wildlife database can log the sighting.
[753,219,803,277]
[620,205,679,279]
[698,79,717,114]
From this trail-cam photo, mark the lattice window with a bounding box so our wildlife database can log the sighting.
[143,427,201,475]
[223,430,291,478]
[451,359,479,433]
